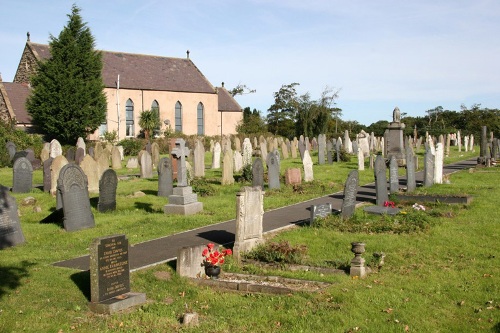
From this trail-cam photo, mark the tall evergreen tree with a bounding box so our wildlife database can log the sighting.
[27,5,106,144]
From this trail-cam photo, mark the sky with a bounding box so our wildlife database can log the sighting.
[1,0,499,126]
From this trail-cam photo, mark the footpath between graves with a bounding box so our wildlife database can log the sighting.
[53,158,478,272]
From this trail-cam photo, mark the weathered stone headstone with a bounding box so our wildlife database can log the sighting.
[212,142,221,169]
[357,147,365,171]
[96,152,110,180]
[89,235,146,314]
[233,186,264,262]
[317,134,326,165]
[126,157,138,169]
[6,142,16,162]
[374,155,388,206]
[94,142,103,161]
[341,170,359,219]
[302,150,314,182]
[76,137,86,153]
[222,150,234,185]
[406,146,416,192]
[50,155,69,196]
[171,139,190,187]
[43,157,53,193]
[281,141,289,160]
[310,203,332,225]
[291,138,298,159]
[140,151,153,178]
[111,147,122,170]
[242,138,253,167]
[193,140,205,177]
[66,147,76,163]
[389,155,399,194]
[252,158,264,190]
[233,151,243,173]
[335,139,341,162]
[266,152,280,190]
[98,169,118,212]
[49,139,63,158]
[0,185,26,249]
[40,146,50,164]
[234,137,241,152]
[151,142,160,168]
[384,107,406,165]
[12,157,33,193]
[423,149,434,187]
[298,137,306,160]
[285,168,302,185]
[57,164,95,232]
[434,143,444,184]
[177,244,207,278]
[358,130,370,157]
[158,157,174,197]
[75,147,85,165]
[80,155,100,193]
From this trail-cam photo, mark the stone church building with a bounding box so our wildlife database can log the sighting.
[0,37,242,140]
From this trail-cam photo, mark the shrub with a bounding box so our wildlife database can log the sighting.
[118,138,145,156]
[333,147,351,162]
[245,240,307,264]
[190,177,216,197]
[240,163,253,182]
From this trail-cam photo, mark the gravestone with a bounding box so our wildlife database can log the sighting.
[151,142,160,168]
[298,137,306,160]
[291,138,298,159]
[310,203,332,225]
[94,142,103,160]
[126,157,138,169]
[111,147,122,170]
[266,152,280,190]
[357,147,365,171]
[317,134,326,165]
[233,151,243,172]
[212,142,221,169]
[12,157,33,193]
[233,186,265,262]
[423,149,434,187]
[335,139,341,162]
[260,142,268,164]
[252,158,264,190]
[193,140,205,177]
[75,147,85,165]
[98,169,118,212]
[222,150,234,185]
[79,155,100,193]
[96,152,110,180]
[164,139,202,215]
[66,147,76,163]
[43,157,53,193]
[242,138,253,167]
[40,146,50,164]
[285,168,302,185]
[158,157,174,197]
[140,151,153,178]
[374,155,389,206]
[0,185,26,249]
[234,137,241,152]
[89,235,146,314]
[389,155,399,194]
[302,150,314,182]
[50,155,69,196]
[405,146,416,192]
[76,137,86,153]
[352,141,359,157]
[6,142,16,162]
[49,139,63,158]
[177,244,207,278]
[281,141,289,160]
[341,170,359,219]
[358,130,370,157]
[434,143,444,184]
[57,164,95,232]
[384,107,406,165]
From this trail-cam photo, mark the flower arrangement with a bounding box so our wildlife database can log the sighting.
[412,203,426,211]
[202,243,232,267]
[384,201,396,208]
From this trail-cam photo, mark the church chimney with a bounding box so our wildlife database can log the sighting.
[186,50,190,59]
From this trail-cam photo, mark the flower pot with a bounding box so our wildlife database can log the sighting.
[204,265,221,279]
[351,242,366,255]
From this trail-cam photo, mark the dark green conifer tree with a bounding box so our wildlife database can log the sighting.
[27,5,106,144]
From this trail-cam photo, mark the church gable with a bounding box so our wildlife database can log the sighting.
[14,42,42,85]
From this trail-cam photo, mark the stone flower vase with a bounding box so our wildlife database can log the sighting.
[204,264,221,279]
[350,242,367,278]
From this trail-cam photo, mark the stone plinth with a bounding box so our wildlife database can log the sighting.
[384,121,406,166]
[164,186,203,215]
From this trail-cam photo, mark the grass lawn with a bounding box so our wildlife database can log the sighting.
[1,146,498,332]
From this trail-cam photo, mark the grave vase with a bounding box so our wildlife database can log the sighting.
[204,264,221,279]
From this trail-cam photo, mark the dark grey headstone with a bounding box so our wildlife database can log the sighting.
[43,157,53,193]
[66,147,76,163]
[252,158,264,190]
[75,147,85,165]
[318,134,326,165]
[57,164,95,232]
[405,146,416,192]
[374,155,389,206]
[6,142,16,162]
[423,149,434,187]
[389,155,399,194]
[158,157,173,197]
[12,157,33,193]
[335,140,341,162]
[310,203,332,224]
[90,234,130,302]
[266,152,280,190]
[98,169,118,212]
[341,170,359,219]
[12,150,28,163]
[0,185,26,249]
[352,141,359,156]
[298,138,306,160]
[327,150,333,164]
[480,126,488,158]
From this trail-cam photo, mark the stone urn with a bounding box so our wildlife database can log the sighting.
[351,242,366,256]
[350,242,367,278]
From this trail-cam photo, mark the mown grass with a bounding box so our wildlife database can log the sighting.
[1,146,498,332]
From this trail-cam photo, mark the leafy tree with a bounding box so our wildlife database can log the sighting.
[26,5,106,145]
[139,109,161,140]
[365,120,390,137]
[229,83,256,97]
[236,107,267,135]
[267,83,300,138]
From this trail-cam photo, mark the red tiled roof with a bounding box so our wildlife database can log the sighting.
[3,82,31,124]
[30,43,216,94]
[217,86,242,112]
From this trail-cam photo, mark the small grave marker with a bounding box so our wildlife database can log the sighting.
[310,203,332,225]
[0,185,26,249]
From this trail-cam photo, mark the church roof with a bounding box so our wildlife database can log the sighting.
[217,86,242,112]
[29,43,217,94]
[2,82,31,124]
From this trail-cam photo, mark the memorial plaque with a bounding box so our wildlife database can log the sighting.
[12,157,33,193]
[341,170,359,219]
[0,185,26,249]
[90,235,130,303]
[310,203,332,224]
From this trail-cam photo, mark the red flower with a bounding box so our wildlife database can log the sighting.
[201,243,232,267]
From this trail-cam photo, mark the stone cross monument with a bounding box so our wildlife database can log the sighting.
[170,139,190,187]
